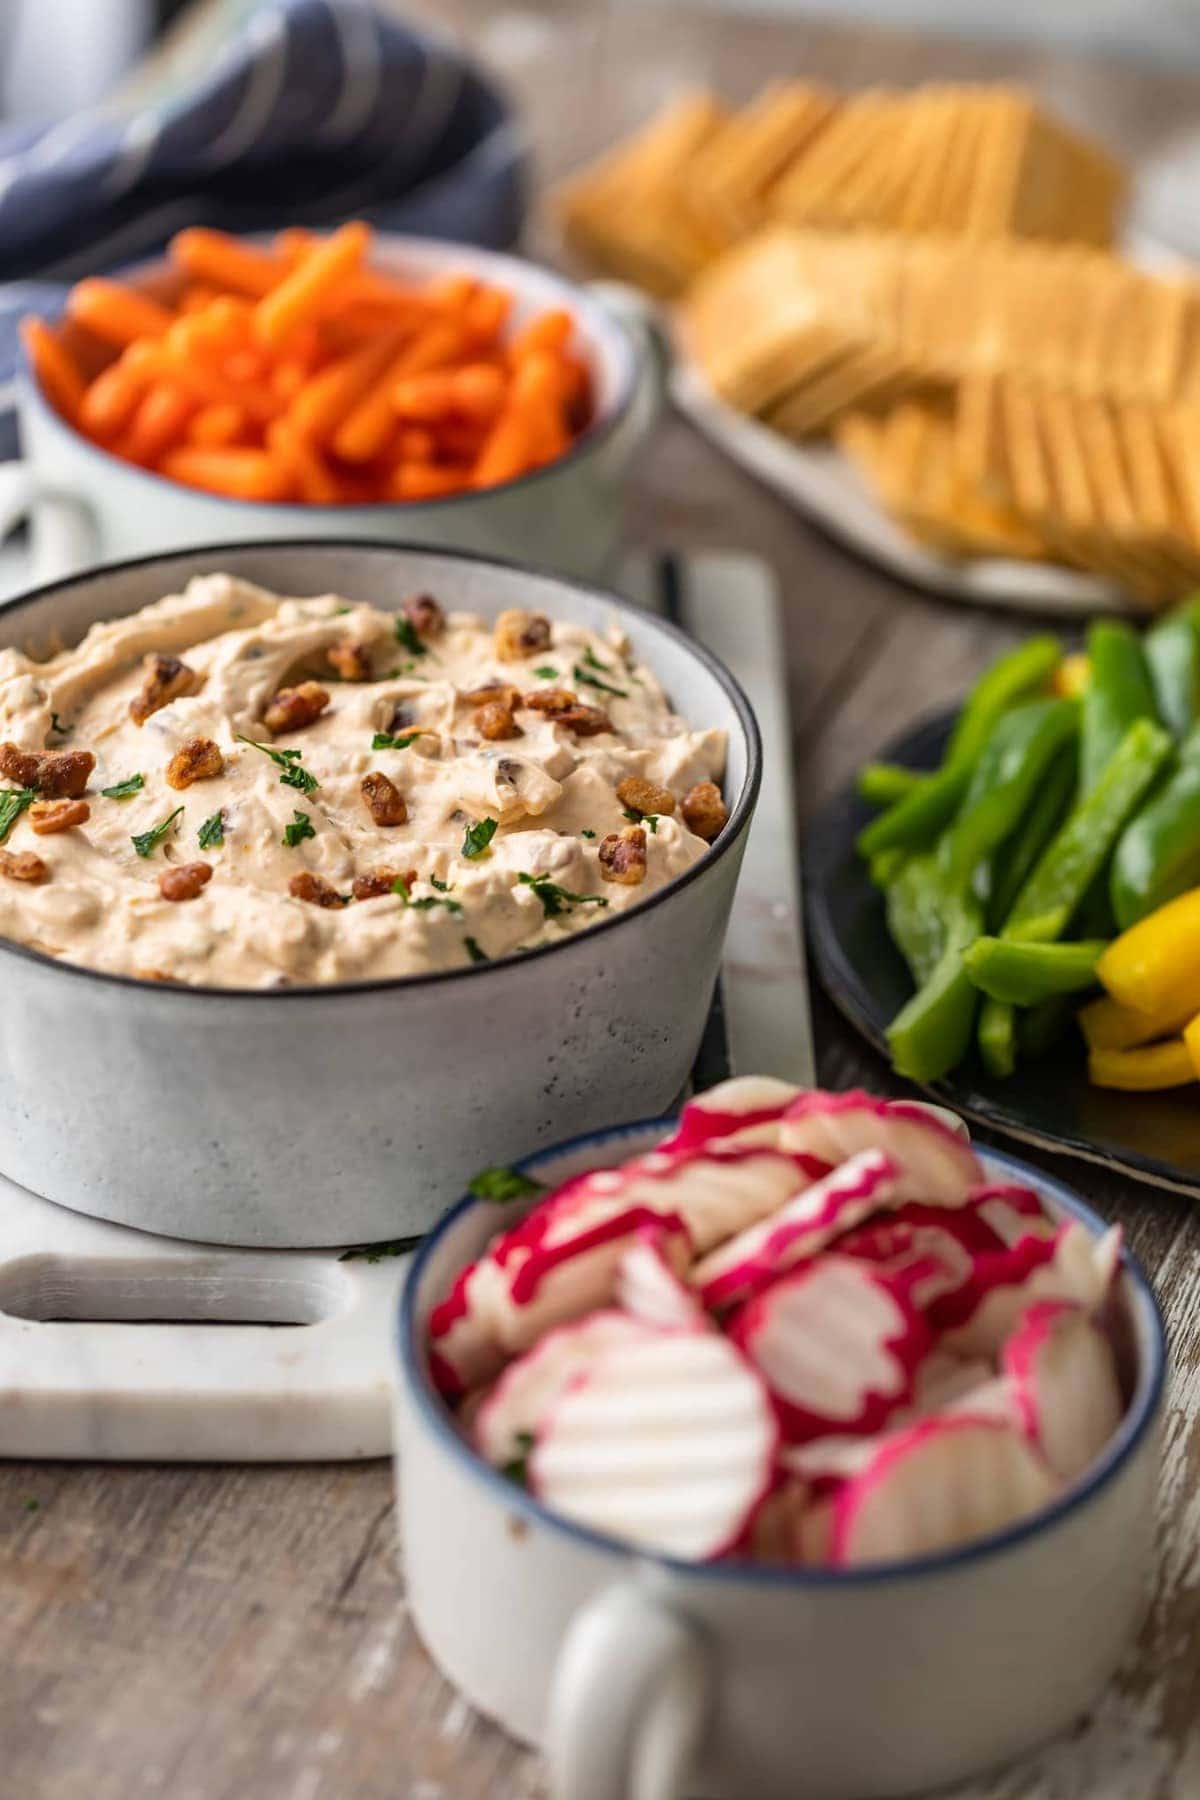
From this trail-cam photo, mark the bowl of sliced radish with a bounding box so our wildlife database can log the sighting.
[395,1078,1165,1800]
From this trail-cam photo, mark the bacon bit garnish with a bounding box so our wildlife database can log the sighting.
[165,736,224,791]
[494,609,551,662]
[158,861,212,903]
[474,700,523,741]
[616,776,676,817]
[0,847,47,882]
[680,780,728,842]
[361,771,407,826]
[130,653,201,726]
[599,824,648,885]
[402,593,446,640]
[0,743,95,797]
[352,866,418,901]
[328,638,374,682]
[29,798,89,835]
[289,871,345,909]
[263,681,330,735]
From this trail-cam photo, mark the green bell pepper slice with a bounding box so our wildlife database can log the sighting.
[1110,726,1200,929]
[938,697,1078,892]
[963,937,1108,1006]
[1144,599,1200,739]
[1080,621,1159,796]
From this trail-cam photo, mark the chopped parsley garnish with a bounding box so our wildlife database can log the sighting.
[461,816,498,860]
[235,733,319,796]
[464,935,488,963]
[283,811,315,848]
[580,828,596,838]
[101,773,145,800]
[469,1166,545,1203]
[371,730,421,752]
[334,605,352,616]
[624,808,658,833]
[574,660,628,699]
[339,1237,419,1263]
[0,787,36,843]
[391,874,462,915]
[393,616,427,658]
[197,810,225,850]
[533,665,559,680]
[517,871,609,918]
[430,874,451,892]
[131,807,183,859]
[49,712,72,738]
[502,1430,535,1487]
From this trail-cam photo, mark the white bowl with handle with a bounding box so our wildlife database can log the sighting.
[394,1122,1165,1800]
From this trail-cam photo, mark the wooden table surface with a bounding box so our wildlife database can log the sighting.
[6,6,1200,1796]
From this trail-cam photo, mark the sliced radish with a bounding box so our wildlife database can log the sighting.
[474,1309,656,1467]
[1003,1301,1124,1481]
[829,1416,1061,1567]
[935,1222,1123,1356]
[748,1475,812,1562]
[616,1232,711,1333]
[690,1149,901,1311]
[831,1201,1003,1309]
[778,1090,983,1204]
[782,1433,880,1492]
[428,1262,507,1400]
[896,1349,997,1422]
[731,1254,933,1443]
[659,1076,803,1153]
[529,1332,778,1560]
[965,1181,1057,1247]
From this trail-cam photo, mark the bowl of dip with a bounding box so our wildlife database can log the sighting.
[0,540,759,1245]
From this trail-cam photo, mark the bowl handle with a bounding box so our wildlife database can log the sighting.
[546,1581,711,1800]
[0,460,97,584]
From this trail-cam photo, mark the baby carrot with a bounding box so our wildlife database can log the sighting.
[334,321,463,462]
[267,420,340,505]
[160,446,293,503]
[471,408,540,489]
[389,461,469,501]
[67,279,173,347]
[20,318,87,422]
[510,308,573,360]
[255,220,371,350]
[125,383,194,463]
[463,285,512,344]
[391,362,505,424]
[187,402,248,447]
[288,328,403,444]
[170,228,285,297]
[79,343,157,437]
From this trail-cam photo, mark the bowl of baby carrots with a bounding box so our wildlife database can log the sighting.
[15,222,661,581]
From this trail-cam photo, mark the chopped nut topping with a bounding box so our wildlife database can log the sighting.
[558,703,612,737]
[289,871,344,909]
[616,776,676,818]
[165,736,224,791]
[0,742,95,797]
[494,609,551,662]
[474,700,523,742]
[351,866,417,901]
[328,638,374,682]
[130,653,201,726]
[158,861,213,903]
[0,847,47,882]
[680,780,728,842]
[402,593,446,640]
[361,770,407,826]
[263,681,330,735]
[464,681,521,708]
[598,825,648,885]
[522,687,577,715]
[29,798,90,835]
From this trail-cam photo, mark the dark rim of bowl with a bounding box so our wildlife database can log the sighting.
[20,236,643,512]
[398,1131,1167,1588]
[0,538,763,1000]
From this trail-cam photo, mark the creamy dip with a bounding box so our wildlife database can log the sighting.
[0,575,728,987]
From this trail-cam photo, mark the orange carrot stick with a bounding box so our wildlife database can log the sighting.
[79,343,157,437]
[287,328,402,444]
[187,402,249,447]
[124,384,195,463]
[170,229,286,297]
[266,420,340,505]
[463,285,512,344]
[67,279,174,347]
[255,221,371,350]
[389,461,469,501]
[160,446,293,503]
[510,308,573,361]
[20,318,87,422]
[333,321,462,462]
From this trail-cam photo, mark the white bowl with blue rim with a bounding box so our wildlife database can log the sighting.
[394,1119,1165,1800]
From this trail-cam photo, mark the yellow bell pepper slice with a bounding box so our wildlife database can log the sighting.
[1052,652,1091,698]
[1079,992,1200,1051]
[1089,1038,1197,1090]
[1097,886,1200,1016]
[1185,1013,1200,1081]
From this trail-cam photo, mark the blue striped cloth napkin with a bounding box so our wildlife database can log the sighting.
[0,0,528,453]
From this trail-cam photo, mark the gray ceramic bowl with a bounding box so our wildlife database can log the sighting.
[0,542,760,1247]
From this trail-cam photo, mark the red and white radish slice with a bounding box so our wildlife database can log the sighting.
[832,1201,1003,1309]
[1003,1301,1124,1481]
[895,1350,997,1422]
[778,1090,983,1203]
[474,1309,656,1467]
[829,1415,1060,1567]
[934,1222,1123,1356]
[428,1263,508,1400]
[658,1076,803,1153]
[691,1150,902,1312]
[965,1182,1056,1247]
[530,1332,778,1560]
[616,1232,711,1333]
[731,1255,933,1442]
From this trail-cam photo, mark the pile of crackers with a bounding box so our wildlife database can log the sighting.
[555,83,1124,297]
[556,83,1200,604]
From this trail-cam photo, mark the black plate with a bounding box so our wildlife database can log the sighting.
[804,710,1200,1197]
